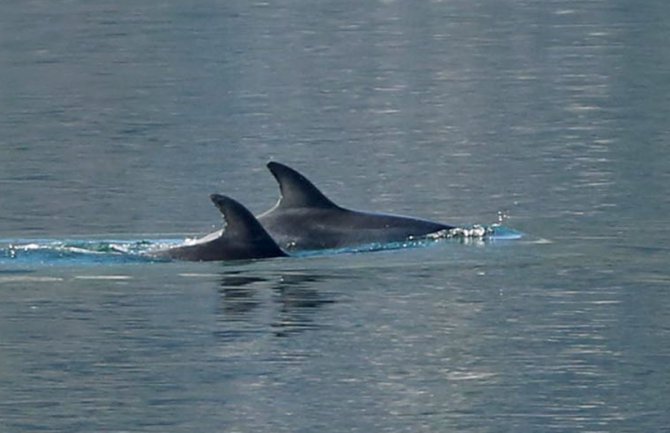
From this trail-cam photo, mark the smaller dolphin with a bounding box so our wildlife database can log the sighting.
[257,162,455,251]
[154,194,286,261]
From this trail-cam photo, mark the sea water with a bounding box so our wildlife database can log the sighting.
[1,0,669,432]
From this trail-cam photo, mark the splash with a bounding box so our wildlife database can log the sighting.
[0,225,523,266]
[0,238,174,266]
[426,224,523,241]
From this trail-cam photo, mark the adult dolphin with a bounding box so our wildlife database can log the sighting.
[257,162,454,251]
[154,194,286,261]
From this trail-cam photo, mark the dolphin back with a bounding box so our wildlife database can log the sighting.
[260,162,454,251]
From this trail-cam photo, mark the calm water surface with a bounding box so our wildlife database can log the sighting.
[1,0,669,432]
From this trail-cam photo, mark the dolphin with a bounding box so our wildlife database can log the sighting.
[257,162,454,251]
[154,194,287,261]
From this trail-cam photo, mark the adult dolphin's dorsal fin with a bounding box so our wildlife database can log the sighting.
[209,194,280,243]
[267,161,339,209]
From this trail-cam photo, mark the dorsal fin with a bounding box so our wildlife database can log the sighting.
[209,194,281,244]
[266,161,339,209]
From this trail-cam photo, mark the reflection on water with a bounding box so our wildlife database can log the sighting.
[217,274,268,317]
[217,270,338,338]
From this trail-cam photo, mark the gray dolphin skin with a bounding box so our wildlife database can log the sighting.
[257,162,455,251]
[154,194,287,261]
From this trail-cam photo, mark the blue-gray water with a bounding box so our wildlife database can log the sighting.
[1,1,669,432]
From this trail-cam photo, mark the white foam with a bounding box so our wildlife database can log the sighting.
[447,371,497,381]
[0,276,64,283]
[74,275,132,280]
[178,273,221,278]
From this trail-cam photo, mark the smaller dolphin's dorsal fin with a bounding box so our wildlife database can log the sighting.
[267,161,339,209]
[209,194,280,243]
